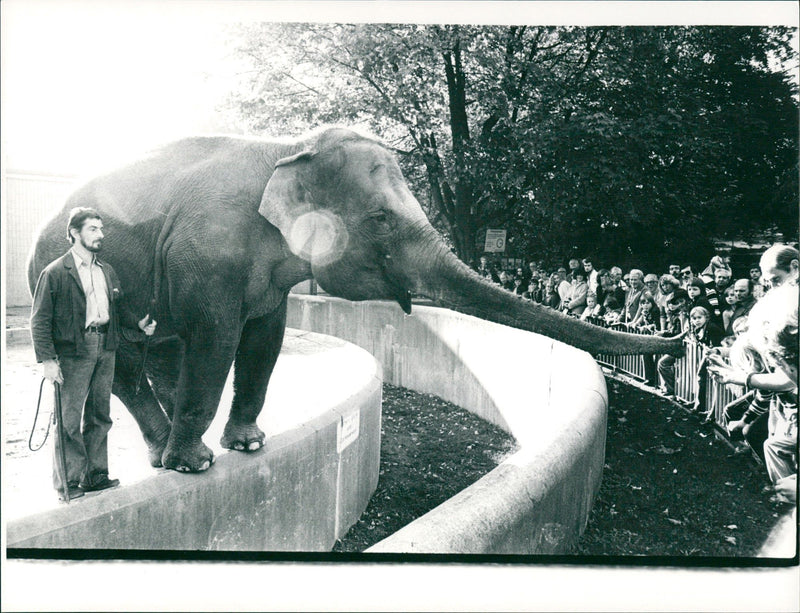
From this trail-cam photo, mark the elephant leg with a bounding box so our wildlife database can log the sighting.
[221,300,287,452]
[113,342,172,467]
[161,327,239,472]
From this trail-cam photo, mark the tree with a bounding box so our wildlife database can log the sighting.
[225,23,798,271]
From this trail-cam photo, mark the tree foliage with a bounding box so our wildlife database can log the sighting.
[225,23,798,270]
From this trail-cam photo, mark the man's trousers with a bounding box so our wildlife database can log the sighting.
[53,330,115,491]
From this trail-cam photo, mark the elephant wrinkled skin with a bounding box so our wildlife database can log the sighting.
[28,127,683,473]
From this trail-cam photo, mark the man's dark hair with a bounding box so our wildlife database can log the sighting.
[67,207,102,243]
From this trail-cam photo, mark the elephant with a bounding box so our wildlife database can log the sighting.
[28,126,684,473]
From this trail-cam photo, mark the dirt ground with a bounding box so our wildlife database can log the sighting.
[576,377,796,557]
[333,385,518,552]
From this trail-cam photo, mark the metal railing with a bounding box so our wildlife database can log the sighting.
[586,316,745,436]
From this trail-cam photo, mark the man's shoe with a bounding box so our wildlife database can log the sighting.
[59,484,85,502]
[80,475,120,492]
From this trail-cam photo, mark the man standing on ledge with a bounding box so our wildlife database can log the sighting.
[31,207,157,502]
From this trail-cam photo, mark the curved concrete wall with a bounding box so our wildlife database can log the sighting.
[287,295,608,554]
[6,330,382,551]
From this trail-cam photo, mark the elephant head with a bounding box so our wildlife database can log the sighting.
[260,127,683,356]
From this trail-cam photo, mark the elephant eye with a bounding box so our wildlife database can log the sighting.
[367,210,392,233]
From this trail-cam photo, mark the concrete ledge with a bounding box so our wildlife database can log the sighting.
[287,295,608,554]
[6,329,382,551]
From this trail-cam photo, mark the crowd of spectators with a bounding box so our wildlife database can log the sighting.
[474,244,798,505]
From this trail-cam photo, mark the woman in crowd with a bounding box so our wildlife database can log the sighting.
[563,269,588,317]
[656,274,680,331]
[542,277,561,309]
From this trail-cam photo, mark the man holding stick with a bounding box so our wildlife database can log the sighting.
[31,207,156,501]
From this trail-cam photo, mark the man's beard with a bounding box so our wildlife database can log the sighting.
[81,236,102,253]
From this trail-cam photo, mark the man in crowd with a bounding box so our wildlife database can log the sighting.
[680,266,694,289]
[583,257,599,294]
[557,267,571,305]
[643,273,659,298]
[759,243,799,288]
[707,267,733,324]
[528,261,538,284]
[668,264,681,278]
[749,265,767,299]
[730,278,757,331]
[568,258,581,281]
[610,266,627,291]
[31,207,157,501]
[622,269,645,323]
[476,255,496,282]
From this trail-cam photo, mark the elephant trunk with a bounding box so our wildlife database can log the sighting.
[397,225,684,357]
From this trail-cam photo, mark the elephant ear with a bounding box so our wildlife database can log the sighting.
[259,150,345,264]
[259,150,316,250]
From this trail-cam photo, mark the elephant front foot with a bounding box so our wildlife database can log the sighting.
[220,421,265,452]
[147,442,167,468]
[162,439,215,473]
[145,434,170,468]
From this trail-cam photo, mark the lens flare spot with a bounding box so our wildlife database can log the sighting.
[288,210,348,266]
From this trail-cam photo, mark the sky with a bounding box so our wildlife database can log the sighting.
[1,1,240,174]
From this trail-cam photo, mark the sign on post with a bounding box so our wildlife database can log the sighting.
[484,229,507,253]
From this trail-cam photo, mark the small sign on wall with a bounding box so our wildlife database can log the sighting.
[484,229,507,253]
[337,411,360,453]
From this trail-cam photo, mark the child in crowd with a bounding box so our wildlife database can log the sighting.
[689,305,724,348]
[523,278,541,302]
[580,293,598,321]
[630,293,659,332]
[657,290,690,397]
[687,305,725,417]
[721,285,737,335]
[686,278,713,314]
[631,293,660,385]
[602,295,623,326]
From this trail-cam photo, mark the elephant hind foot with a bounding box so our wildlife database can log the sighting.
[220,421,265,452]
[162,440,215,473]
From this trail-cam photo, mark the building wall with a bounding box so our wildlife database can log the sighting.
[4,171,79,306]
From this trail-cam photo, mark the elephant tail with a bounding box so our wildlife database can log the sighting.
[152,204,179,318]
